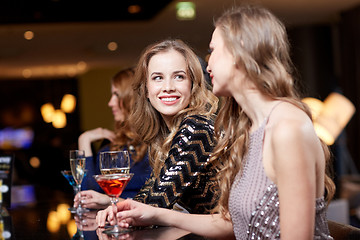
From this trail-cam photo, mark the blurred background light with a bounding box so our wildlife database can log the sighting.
[107,41,118,51]
[52,110,67,128]
[29,156,40,168]
[40,103,55,123]
[176,2,196,20]
[61,94,76,113]
[303,92,355,145]
[302,97,324,120]
[24,30,34,40]
[128,5,141,14]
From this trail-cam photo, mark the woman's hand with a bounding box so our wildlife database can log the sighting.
[74,190,111,210]
[96,204,118,227]
[74,211,98,231]
[96,199,157,229]
[78,128,116,156]
[114,199,159,228]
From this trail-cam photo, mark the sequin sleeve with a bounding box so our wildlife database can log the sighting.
[133,115,218,213]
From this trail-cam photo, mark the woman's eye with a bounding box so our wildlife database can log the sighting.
[175,75,185,80]
[153,76,162,81]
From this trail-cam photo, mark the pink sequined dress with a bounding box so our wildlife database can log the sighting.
[228,106,333,240]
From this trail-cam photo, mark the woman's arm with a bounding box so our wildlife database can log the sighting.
[272,118,319,240]
[111,199,235,239]
[78,127,116,156]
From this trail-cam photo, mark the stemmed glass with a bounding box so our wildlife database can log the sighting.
[94,173,133,234]
[61,170,87,213]
[95,150,132,235]
[69,150,89,214]
[61,170,80,213]
[99,150,131,174]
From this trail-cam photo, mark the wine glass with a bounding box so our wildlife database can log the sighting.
[93,173,134,234]
[69,149,89,214]
[61,170,87,213]
[99,150,130,174]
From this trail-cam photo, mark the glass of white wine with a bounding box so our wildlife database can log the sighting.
[99,150,130,174]
[69,149,89,214]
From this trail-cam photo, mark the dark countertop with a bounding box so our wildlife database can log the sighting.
[5,185,208,240]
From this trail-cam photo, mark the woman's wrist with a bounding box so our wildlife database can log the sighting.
[78,133,93,157]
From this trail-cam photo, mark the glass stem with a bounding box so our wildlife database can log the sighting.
[111,198,119,228]
[73,185,79,195]
[77,184,82,209]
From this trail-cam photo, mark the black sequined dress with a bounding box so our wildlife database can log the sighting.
[133,115,219,214]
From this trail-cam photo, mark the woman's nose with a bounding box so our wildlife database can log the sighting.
[108,95,116,107]
[163,79,175,92]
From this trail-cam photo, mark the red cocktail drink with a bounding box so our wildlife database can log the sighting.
[95,175,132,198]
[93,173,134,234]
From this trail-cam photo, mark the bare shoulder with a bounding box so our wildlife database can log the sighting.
[263,102,324,182]
[267,102,318,146]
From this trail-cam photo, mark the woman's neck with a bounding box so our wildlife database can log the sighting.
[161,114,173,130]
[232,90,278,130]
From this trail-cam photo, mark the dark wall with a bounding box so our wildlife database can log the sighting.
[339,5,360,171]
[288,25,338,100]
[287,7,360,181]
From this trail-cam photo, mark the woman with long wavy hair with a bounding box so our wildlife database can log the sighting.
[74,68,152,209]
[96,38,220,223]
[97,6,336,240]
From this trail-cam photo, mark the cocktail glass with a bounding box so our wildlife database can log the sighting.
[93,173,133,234]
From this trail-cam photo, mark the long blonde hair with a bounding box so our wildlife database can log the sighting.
[210,6,335,218]
[130,39,218,176]
[110,68,147,163]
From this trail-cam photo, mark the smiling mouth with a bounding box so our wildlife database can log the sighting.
[161,97,177,102]
[160,96,180,104]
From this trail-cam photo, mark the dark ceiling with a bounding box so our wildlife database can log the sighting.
[0,0,173,24]
[0,0,359,79]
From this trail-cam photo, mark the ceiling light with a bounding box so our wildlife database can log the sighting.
[22,69,32,78]
[176,2,196,20]
[24,31,34,40]
[77,61,87,71]
[128,5,141,14]
[107,41,118,51]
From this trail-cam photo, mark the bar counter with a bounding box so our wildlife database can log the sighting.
[6,185,207,240]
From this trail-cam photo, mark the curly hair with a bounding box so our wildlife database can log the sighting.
[109,68,148,163]
[129,39,219,176]
[210,6,335,218]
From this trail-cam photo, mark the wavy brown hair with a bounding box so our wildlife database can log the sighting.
[129,39,219,176]
[210,6,335,218]
[109,68,148,163]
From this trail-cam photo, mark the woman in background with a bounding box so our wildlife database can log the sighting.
[75,68,152,209]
